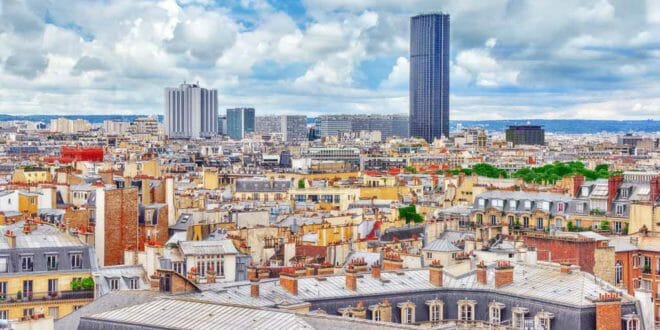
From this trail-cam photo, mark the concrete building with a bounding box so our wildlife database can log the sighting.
[317,115,409,140]
[164,83,218,139]
[505,125,545,146]
[281,115,307,143]
[226,108,255,140]
[410,13,450,142]
[254,115,281,135]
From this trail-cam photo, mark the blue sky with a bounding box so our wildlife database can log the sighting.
[0,0,658,119]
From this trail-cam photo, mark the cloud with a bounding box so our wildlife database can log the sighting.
[71,56,110,76]
[4,52,49,79]
[0,0,655,121]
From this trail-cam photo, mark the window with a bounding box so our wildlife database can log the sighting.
[536,316,552,329]
[616,204,626,216]
[626,318,639,330]
[397,302,415,324]
[632,255,640,268]
[492,199,503,208]
[576,203,584,213]
[490,215,497,225]
[427,252,433,259]
[512,311,526,329]
[555,219,562,229]
[70,253,83,269]
[615,261,623,285]
[0,310,7,320]
[372,309,381,321]
[23,308,34,317]
[172,262,184,274]
[523,217,529,228]
[508,216,514,226]
[129,278,139,289]
[581,187,589,197]
[620,188,629,198]
[539,201,550,210]
[23,280,33,298]
[196,254,224,277]
[21,255,34,272]
[109,278,119,291]
[524,200,532,209]
[536,218,544,230]
[476,214,483,225]
[0,282,6,299]
[460,304,473,320]
[557,202,564,213]
[490,306,501,325]
[509,200,517,210]
[0,257,7,273]
[47,254,58,271]
[614,222,623,234]
[478,198,485,207]
[426,300,443,322]
[48,279,58,295]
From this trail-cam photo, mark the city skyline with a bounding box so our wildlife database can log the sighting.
[0,1,658,121]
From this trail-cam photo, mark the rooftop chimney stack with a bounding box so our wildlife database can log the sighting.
[346,265,357,291]
[429,260,444,287]
[371,262,381,280]
[279,270,299,295]
[4,230,15,249]
[494,260,514,288]
[476,260,488,285]
[595,292,622,330]
[250,279,260,298]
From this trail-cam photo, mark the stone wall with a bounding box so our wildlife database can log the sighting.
[593,246,615,285]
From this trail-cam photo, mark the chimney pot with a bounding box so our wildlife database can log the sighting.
[250,279,260,298]
[371,263,381,280]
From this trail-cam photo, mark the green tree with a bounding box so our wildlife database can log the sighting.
[398,205,424,224]
[297,179,305,189]
[82,277,95,290]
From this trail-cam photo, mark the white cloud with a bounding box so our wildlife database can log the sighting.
[454,42,519,87]
[381,56,408,89]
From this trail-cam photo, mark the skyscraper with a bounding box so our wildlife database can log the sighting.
[226,108,255,140]
[410,13,450,142]
[164,82,218,139]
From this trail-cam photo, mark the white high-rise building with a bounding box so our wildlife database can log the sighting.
[164,82,218,139]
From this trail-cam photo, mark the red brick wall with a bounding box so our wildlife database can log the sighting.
[595,301,621,330]
[429,267,443,287]
[63,208,90,229]
[523,236,596,273]
[495,269,513,287]
[103,188,139,266]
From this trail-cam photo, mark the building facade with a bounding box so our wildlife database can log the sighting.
[226,108,255,140]
[505,125,545,146]
[410,13,450,142]
[164,83,218,139]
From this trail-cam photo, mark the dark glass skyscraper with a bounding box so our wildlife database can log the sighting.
[410,13,450,142]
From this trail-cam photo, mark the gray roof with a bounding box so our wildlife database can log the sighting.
[179,239,238,256]
[95,265,151,296]
[424,238,461,252]
[235,178,291,193]
[82,298,316,330]
[608,236,638,252]
[55,290,161,330]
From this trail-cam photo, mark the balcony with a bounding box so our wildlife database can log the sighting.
[0,290,94,304]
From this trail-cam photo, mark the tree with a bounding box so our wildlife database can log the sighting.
[598,220,610,231]
[297,179,305,189]
[398,205,424,224]
[82,277,95,290]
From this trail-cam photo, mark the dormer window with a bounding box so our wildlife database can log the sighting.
[478,198,485,207]
[524,200,531,209]
[623,314,640,330]
[539,201,549,211]
[620,188,629,198]
[534,310,554,329]
[397,301,416,324]
[581,186,589,197]
[426,299,444,322]
[489,302,505,325]
[557,203,564,213]
[492,199,504,208]
[509,200,517,210]
[458,299,476,321]
[512,306,529,329]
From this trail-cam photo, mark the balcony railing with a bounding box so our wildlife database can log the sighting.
[0,290,94,304]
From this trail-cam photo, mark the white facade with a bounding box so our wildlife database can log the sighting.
[164,83,218,139]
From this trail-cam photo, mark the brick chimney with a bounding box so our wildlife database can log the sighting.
[383,252,403,271]
[607,174,623,210]
[572,175,584,197]
[494,260,514,288]
[346,266,357,291]
[247,266,258,281]
[651,176,660,203]
[429,260,443,287]
[250,279,260,298]
[560,262,572,274]
[371,262,381,280]
[305,265,316,276]
[476,260,487,285]
[4,230,15,249]
[595,292,621,330]
[279,271,299,295]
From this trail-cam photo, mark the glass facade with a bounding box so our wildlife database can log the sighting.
[410,13,450,142]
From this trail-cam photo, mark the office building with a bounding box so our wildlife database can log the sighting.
[164,82,218,139]
[317,115,409,141]
[217,115,226,135]
[226,108,255,140]
[505,125,545,146]
[281,115,308,143]
[255,116,281,135]
[410,13,450,142]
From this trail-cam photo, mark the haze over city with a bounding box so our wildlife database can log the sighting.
[1,0,659,120]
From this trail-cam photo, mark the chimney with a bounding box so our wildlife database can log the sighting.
[494,260,514,288]
[383,252,403,271]
[4,230,15,249]
[429,260,443,287]
[595,292,621,330]
[250,279,260,298]
[560,262,572,274]
[607,174,623,210]
[305,265,316,276]
[371,262,381,280]
[572,175,584,197]
[346,266,357,291]
[279,271,299,295]
[476,261,487,285]
[651,176,660,203]
[247,266,258,280]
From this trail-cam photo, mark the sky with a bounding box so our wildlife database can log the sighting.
[0,0,659,120]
